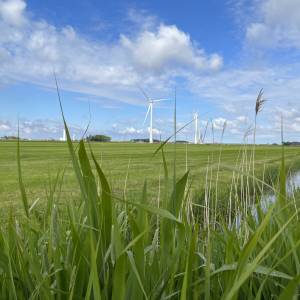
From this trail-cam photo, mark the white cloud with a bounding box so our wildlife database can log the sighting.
[200,116,250,138]
[121,24,222,72]
[246,0,300,49]
[209,54,223,70]
[126,8,158,31]
[212,118,227,130]
[148,127,161,135]
[185,60,300,142]
[0,118,83,139]
[114,126,161,136]
[0,0,222,105]
[119,127,143,135]
[108,121,166,140]
[273,107,300,135]
[0,0,26,26]
[0,121,11,131]
[188,63,300,113]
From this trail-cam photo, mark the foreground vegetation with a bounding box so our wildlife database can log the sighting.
[1,117,300,299]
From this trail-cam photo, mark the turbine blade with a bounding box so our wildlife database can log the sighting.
[202,121,209,143]
[152,98,169,102]
[143,105,151,125]
[138,86,150,101]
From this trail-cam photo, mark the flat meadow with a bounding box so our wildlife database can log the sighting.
[2,136,300,299]
[1,140,300,208]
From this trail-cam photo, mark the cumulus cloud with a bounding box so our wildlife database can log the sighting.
[0,0,26,26]
[212,117,227,130]
[185,61,300,142]
[108,120,166,140]
[246,0,300,49]
[0,0,222,104]
[198,116,250,140]
[0,118,83,139]
[121,24,222,72]
[118,127,143,135]
[0,120,11,131]
[114,126,161,137]
[188,63,300,114]
[148,127,161,135]
[272,107,300,135]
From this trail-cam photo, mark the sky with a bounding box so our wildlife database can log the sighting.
[1,0,300,143]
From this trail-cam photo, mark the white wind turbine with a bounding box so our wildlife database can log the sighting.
[193,112,201,144]
[60,129,66,141]
[140,88,168,143]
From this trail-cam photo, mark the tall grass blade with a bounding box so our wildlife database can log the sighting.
[17,126,29,217]
[278,275,300,300]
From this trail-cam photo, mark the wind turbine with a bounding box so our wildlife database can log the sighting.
[140,88,168,143]
[193,112,199,144]
[60,129,66,141]
[201,120,209,144]
[193,112,202,144]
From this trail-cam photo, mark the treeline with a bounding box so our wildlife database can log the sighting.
[1,136,19,140]
[86,134,111,142]
[282,141,300,146]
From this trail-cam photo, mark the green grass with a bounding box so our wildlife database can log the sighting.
[1,137,300,299]
[1,140,300,209]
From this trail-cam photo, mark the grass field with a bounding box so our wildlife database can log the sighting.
[1,140,300,209]
[2,135,300,298]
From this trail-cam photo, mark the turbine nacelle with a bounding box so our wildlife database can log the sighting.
[143,99,168,125]
[139,87,169,143]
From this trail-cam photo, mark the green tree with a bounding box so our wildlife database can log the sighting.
[86,134,111,142]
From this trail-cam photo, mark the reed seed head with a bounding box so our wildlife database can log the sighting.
[255,88,267,116]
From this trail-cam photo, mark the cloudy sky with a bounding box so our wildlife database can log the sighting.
[1,0,300,142]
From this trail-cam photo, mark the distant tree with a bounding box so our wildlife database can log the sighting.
[86,134,111,142]
[1,136,19,140]
[282,141,300,146]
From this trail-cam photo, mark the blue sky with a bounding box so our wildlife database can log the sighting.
[1,0,300,142]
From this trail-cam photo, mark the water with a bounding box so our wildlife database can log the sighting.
[235,170,300,227]
[287,171,300,193]
[261,170,300,208]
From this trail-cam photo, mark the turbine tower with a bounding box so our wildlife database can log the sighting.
[140,88,168,143]
[193,112,199,144]
[60,129,66,142]
[193,112,201,144]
